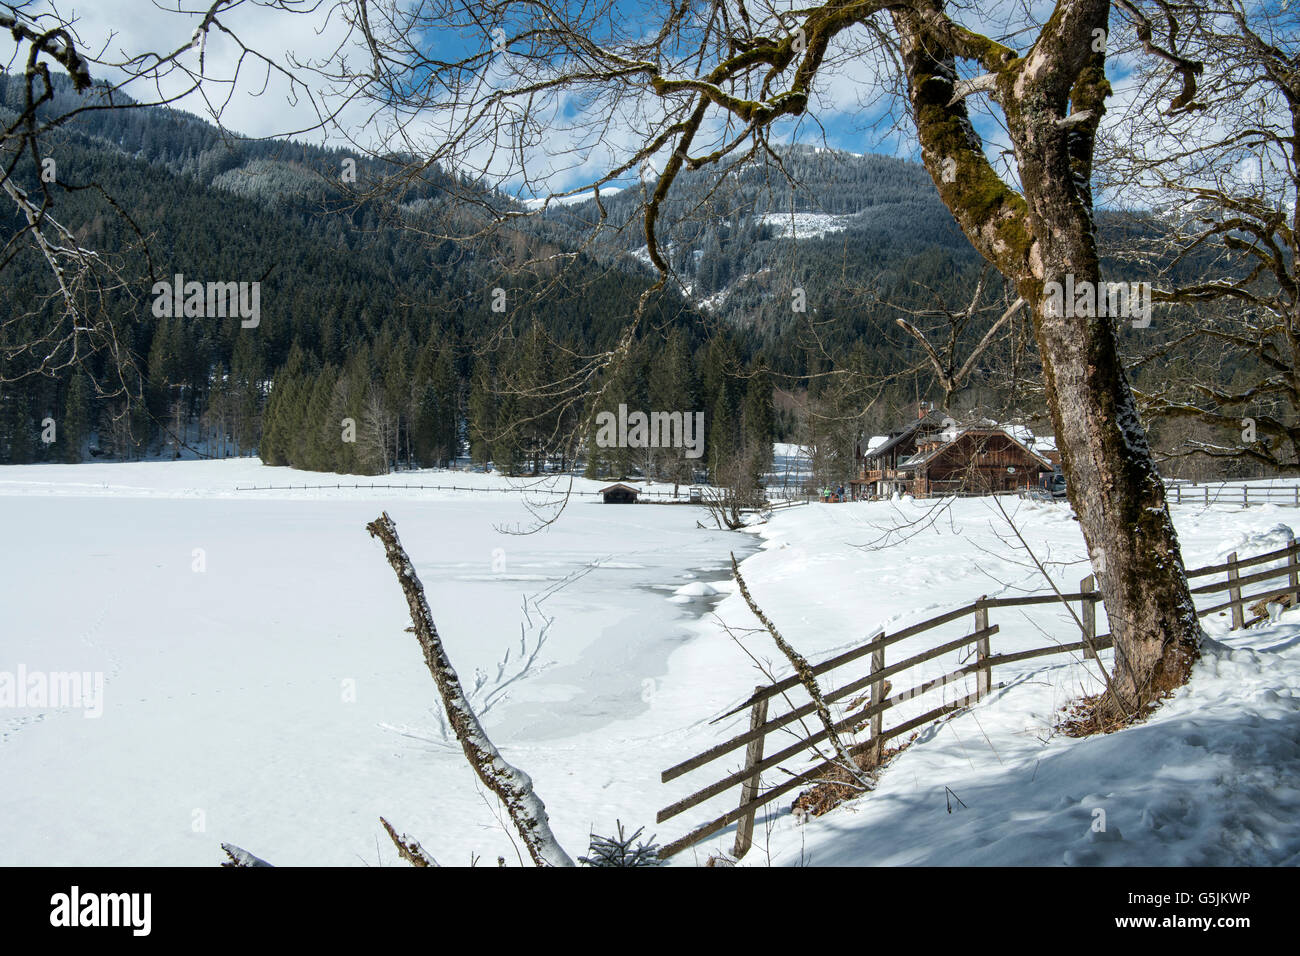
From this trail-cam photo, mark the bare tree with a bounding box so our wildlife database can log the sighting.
[892,266,1028,411]
[359,386,397,474]
[702,443,767,529]
[1102,1,1300,472]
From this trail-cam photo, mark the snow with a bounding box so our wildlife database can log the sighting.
[766,443,812,494]
[1005,423,1035,445]
[3,458,1299,866]
[1032,435,1058,455]
[748,627,1300,866]
[673,580,723,597]
[701,495,1300,866]
[520,186,624,210]
[0,459,749,866]
[755,211,851,240]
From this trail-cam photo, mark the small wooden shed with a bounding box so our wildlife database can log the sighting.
[599,482,640,504]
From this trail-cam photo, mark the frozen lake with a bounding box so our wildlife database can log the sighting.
[0,460,750,866]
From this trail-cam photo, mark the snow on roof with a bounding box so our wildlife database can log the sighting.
[900,425,1053,470]
[1006,424,1034,444]
[867,435,889,452]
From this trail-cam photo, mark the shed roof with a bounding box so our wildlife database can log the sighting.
[598,483,640,494]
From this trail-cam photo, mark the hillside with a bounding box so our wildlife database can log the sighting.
[0,74,717,468]
[537,144,991,370]
[0,76,1244,478]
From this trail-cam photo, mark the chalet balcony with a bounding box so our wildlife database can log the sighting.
[863,468,905,482]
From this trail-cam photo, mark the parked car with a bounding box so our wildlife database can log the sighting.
[1046,471,1067,499]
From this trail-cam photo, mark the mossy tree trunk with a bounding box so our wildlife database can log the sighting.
[894,0,1199,714]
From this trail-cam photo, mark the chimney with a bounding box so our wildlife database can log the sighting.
[917,400,930,420]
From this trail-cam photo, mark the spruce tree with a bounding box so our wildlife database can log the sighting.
[467,357,495,466]
[742,359,775,480]
[432,346,459,465]
[61,371,92,463]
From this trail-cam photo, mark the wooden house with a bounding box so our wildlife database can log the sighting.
[850,406,950,499]
[853,407,1054,499]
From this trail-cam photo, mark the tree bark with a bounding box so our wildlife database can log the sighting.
[895,0,1199,715]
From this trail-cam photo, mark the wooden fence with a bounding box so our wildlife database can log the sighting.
[233,481,826,511]
[1167,483,1300,508]
[657,539,1300,860]
[764,498,812,513]
[234,481,693,499]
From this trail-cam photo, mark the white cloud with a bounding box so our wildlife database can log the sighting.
[1,0,369,144]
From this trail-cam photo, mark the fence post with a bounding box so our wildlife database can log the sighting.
[1174,484,1181,505]
[1081,575,1097,659]
[1244,486,1249,507]
[869,636,886,761]
[1205,486,1210,506]
[975,599,991,700]
[731,690,769,860]
[1290,544,1300,607]
[1227,552,1244,630]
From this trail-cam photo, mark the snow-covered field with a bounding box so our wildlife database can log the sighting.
[2,459,1297,866]
[0,460,749,866]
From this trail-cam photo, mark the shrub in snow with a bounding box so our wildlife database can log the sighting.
[580,822,665,867]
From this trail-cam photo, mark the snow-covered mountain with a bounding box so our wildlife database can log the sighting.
[533,144,983,337]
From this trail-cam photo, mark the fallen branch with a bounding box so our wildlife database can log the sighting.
[380,816,437,867]
[729,552,874,791]
[366,512,574,867]
[220,843,273,867]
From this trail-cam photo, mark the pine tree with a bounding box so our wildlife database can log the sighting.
[302,365,338,471]
[432,345,460,465]
[61,371,91,463]
[743,359,775,479]
[649,329,696,483]
[468,357,494,466]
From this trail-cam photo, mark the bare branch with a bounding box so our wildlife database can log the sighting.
[366,512,574,867]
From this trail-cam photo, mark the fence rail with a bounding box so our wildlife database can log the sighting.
[233,481,696,499]
[1167,482,1300,508]
[658,539,1300,860]
[232,480,823,508]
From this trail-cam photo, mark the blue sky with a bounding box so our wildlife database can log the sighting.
[0,0,1167,201]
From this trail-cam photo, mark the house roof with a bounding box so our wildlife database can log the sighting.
[900,426,1054,471]
[863,410,951,460]
[598,483,640,495]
